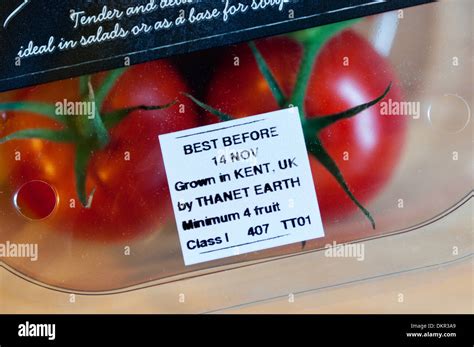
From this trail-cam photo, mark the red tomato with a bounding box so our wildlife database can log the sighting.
[1,60,200,240]
[205,30,407,224]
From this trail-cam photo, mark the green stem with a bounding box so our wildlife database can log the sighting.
[306,83,392,133]
[102,101,178,130]
[248,42,287,107]
[305,135,376,229]
[86,78,109,148]
[75,144,95,207]
[0,128,77,144]
[95,68,126,109]
[0,102,66,125]
[71,77,109,147]
[79,75,89,98]
[182,93,234,122]
[288,36,325,114]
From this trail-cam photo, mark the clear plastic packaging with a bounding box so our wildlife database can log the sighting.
[0,0,471,312]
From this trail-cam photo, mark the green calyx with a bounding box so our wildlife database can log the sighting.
[184,84,390,230]
[0,68,175,207]
[184,19,386,230]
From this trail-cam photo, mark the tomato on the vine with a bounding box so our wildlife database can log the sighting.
[205,30,407,223]
[1,60,200,240]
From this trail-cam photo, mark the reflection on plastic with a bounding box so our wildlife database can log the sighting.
[14,180,57,220]
[428,94,471,134]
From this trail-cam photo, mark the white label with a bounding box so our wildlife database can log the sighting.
[159,107,324,265]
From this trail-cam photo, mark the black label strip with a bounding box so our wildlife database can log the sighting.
[0,0,435,92]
